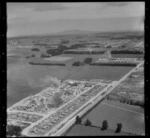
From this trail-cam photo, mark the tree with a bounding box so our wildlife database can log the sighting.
[130,100,134,105]
[25,55,30,58]
[7,125,22,137]
[129,75,133,79]
[141,101,144,108]
[41,53,50,58]
[72,61,81,66]
[107,96,110,100]
[31,48,40,51]
[52,93,63,107]
[126,99,130,104]
[122,98,126,103]
[84,57,93,64]
[84,119,92,126]
[121,45,127,49]
[75,116,82,125]
[107,45,112,49]
[31,54,35,57]
[61,40,69,44]
[101,120,108,130]
[46,48,63,56]
[120,98,124,103]
[115,123,122,133]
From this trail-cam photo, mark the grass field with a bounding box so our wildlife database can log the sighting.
[66,124,132,136]
[44,56,73,62]
[102,100,144,114]
[81,100,145,135]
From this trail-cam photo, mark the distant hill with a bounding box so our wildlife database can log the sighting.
[55,30,95,35]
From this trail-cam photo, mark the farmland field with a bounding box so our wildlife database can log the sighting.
[44,56,73,62]
[81,100,145,135]
[66,124,131,136]
[111,54,144,58]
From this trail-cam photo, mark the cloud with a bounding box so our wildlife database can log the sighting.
[8,16,31,24]
[7,2,145,37]
[106,2,130,7]
[7,3,68,12]
[33,3,68,12]
[28,75,61,88]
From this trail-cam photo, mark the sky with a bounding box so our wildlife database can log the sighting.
[7,2,145,37]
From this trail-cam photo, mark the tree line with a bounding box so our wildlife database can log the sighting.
[111,49,144,54]
[72,57,93,66]
[75,116,123,133]
[107,95,144,109]
[28,62,65,66]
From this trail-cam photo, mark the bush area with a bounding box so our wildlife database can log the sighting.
[115,123,122,133]
[46,42,106,56]
[91,51,106,54]
[75,116,82,124]
[31,54,35,57]
[34,43,48,46]
[64,50,106,54]
[60,40,69,44]
[28,62,65,66]
[106,95,144,108]
[46,48,64,56]
[64,51,91,54]
[72,57,93,66]
[31,48,40,51]
[70,44,87,49]
[101,120,108,130]
[111,35,143,40]
[84,57,93,64]
[84,119,92,126]
[7,125,22,137]
[72,61,82,66]
[47,93,63,108]
[41,53,51,58]
[46,44,87,56]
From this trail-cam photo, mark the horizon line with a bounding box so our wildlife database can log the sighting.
[7,30,144,39]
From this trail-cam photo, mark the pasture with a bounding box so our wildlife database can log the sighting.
[81,100,145,135]
[44,56,73,62]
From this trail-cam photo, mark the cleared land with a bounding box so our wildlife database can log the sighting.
[44,56,73,62]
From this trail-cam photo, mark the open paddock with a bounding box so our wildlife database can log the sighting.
[82,101,145,135]
[66,124,132,136]
[44,56,73,62]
